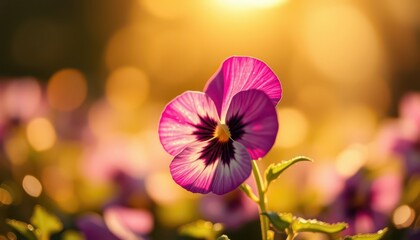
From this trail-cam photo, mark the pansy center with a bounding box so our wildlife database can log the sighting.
[213,123,231,142]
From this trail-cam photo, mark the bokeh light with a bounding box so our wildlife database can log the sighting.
[0,188,13,206]
[4,135,29,165]
[106,67,150,112]
[393,205,415,229]
[0,0,419,238]
[26,117,56,151]
[335,144,367,178]
[47,69,87,112]
[22,175,42,198]
[298,2,386,84]
[2,78,42,120]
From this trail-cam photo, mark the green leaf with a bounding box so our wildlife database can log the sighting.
[30,205,63,240]
[62,230,85,240]
[292,218,347,234]
[262,212,293,231]
[344,228,388,240]
[216,235,230,240]
[6,219,38,240]
[239,183,259,202]
[265,156,313,188]
[178,220,224,240]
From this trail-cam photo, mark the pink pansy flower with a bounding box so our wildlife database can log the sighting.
[159,56,281,194]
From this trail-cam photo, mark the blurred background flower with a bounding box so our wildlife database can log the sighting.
[0,0,419,239]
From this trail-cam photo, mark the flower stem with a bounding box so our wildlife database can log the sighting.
[252,161,269,240]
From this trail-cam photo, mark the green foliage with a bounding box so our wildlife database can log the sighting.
[264,211,387,240]
[239,183,259,202]
[267,230,275,240]
[265,156,313,189]
[6,219,38,240]
[292,218,347,234]
[178,220,224,240]
[344,228,388,240]
[30,205,63,240]
[61,230,85,240]
[6,205,63,240]
[263,212,293,231]
[264,211,347,237]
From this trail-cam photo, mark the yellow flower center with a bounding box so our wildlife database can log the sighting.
[213,123,231,142]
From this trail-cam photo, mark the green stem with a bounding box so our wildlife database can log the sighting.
[252,161,269,240]
[285,229,296,240]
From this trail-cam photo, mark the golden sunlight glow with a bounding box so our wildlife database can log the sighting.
[275,108,309,148]
[106,67,150,112]
[47,69,87,111]
[26,117,56,151]
[22,175,42,197]
[217,0,286,9]
[335,144,367,178]
[145,171,193,205]
[299,3,385,84]
[393,205,415,229]
[140,0,191,19]
[42,166,78,213]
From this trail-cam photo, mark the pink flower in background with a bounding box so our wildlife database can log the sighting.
[324,169,401,235]
[77,206,153,240]
[159,56,281,194]
[377,92,420,175]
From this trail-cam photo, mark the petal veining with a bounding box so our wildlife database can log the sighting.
[226,89,278,159]
[211,141,252,195]
[170,141,252,195]
[204,56,282,119]
[159,91,219,156]
[170,141,219,194]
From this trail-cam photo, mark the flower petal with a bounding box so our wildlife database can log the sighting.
[204,56,282,119]
[170,141,252,194]
[211,141,252,195]
[226,89,278,159]
[104,206,152,239]
[159,91,219,156]
[77,214,119,240]
[170,141,219,194]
